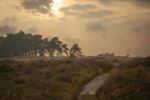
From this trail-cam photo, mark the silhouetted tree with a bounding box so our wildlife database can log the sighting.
[0,36,4,46]
[61,44,69,57]
[70,43,82,57]
[47,37,59,57]
[0,31,83,58]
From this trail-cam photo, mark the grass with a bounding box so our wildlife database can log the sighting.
[96,57,150,100]
[79,94,99,100]
[0,58,113,100]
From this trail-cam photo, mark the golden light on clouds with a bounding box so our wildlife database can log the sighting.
[51,0,64,16]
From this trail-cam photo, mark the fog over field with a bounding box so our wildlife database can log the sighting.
[0,0,150,56]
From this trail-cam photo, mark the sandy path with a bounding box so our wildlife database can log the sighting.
[79,73,109,96]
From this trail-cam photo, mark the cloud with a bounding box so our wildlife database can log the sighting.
[86,21,108,38]
[65,38,79,44]
[61,4,96,11]
[97,0,150,8]
[1,16,18,25]
[27,27,39,33]
[129,17,150,35]
[132,0,150,8]
[87,21,106,32]
[21,0,53,15]
[0,25,17,35]
[97,0,113,4]
[60,4,113,19]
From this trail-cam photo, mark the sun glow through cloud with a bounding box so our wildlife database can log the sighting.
[51,0,64,16]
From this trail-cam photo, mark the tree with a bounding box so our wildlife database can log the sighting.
[46,37,62,57]
[0,36,4,45]
[61,44,69,57]
[70,43,82,57]
[0,31,83,58]
[0,36,4,57]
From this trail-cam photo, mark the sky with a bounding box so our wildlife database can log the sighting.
[0,0,150,56]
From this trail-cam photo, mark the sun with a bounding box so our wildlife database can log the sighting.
[51,0,64,16]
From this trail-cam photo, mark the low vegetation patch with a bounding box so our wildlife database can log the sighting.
[0,58,112,100]
[96,57,150,100]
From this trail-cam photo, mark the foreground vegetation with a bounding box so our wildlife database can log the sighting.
[96,57,150,100]
[0,58,113,100]
[0,56,149,100]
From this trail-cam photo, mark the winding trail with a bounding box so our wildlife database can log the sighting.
[79,73,109,97]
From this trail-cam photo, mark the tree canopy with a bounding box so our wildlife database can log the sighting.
[0,31,82,58]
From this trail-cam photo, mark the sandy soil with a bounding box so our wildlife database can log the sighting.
[79,73,109,95]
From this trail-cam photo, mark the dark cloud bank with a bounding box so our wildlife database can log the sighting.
[98,0,150,7]
[21,0,53,14]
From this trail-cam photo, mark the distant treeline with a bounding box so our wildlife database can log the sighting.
[0,31,82,58]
